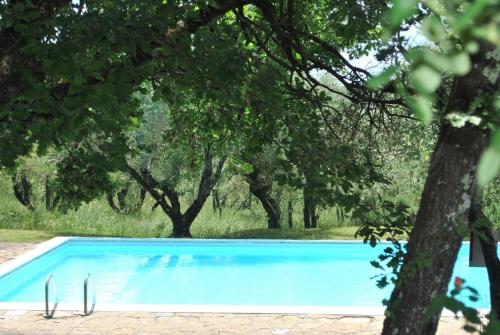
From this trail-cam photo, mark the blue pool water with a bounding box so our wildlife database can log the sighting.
[0,239,495,308]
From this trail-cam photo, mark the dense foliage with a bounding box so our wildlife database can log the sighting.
[1,1,499,334]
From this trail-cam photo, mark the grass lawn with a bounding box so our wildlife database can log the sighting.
[0,226,362,243]
[0,229,55,242]
[225,226,361,240]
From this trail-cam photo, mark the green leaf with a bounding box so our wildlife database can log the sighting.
[367,66,397,90]
[477,147,500,187]
[388,0,418,29]
[410,65,442,94]
[425,295,446,320]
[129,116,140,127]
[463,325,477,333]
[465,42,479,54]
[491,130,500,151]
[422,15,447,43]
[12,2,26,11]
[450,53,471,76]
[409,95,433,123]
[462,308,481,324]
[423,52,451,72]
[294,52,302,62]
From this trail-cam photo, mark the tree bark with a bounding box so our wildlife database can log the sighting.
[137,187,146,209]
[382,40,498,335]
[250,185,281,229]
[382,124,489,335]
[117,185,130,210]
[303,175,317,228]
[247,166,281,229]
[288,200,293,228]
[212,189,223,216]
[44,177,60,211]
[128,148,226,238]
[12,173,34,211]
[303,198,317,228]
[170,214,193,238]
[107,193,121,213]
[107,181,145,213]
[469,200,500,319]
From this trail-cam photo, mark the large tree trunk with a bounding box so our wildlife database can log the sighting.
[469,201,500,319]
[303,196,317,228]
[381,39,497,335]
[382,123,488,335]
[170,215,193,238]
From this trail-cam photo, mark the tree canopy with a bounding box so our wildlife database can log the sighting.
[1,1,499,334]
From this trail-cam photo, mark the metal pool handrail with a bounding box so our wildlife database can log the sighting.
[83,273,96,316]
[43,274,58,319]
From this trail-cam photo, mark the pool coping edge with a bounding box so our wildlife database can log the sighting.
[0,302,489,317]
[0,237,71,279]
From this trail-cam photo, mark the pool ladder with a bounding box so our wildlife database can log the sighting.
[43,273,96,319]
[83,273,96,316]
[42,275,58,318]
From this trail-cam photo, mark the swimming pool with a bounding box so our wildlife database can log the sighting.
[0,238,494,313]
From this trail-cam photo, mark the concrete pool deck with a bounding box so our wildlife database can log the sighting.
[0,241,474,334]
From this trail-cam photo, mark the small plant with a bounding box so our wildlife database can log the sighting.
[426,277,500,335]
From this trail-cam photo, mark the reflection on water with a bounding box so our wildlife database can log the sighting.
[0,240,495,309]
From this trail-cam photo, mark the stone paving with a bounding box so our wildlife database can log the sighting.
[0,243,36,264]
[0,242,471,335]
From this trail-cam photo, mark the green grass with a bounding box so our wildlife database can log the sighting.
[0,226,362,243]
[225,226,360,240]
[0,229,54,242]
[0,174,361,242]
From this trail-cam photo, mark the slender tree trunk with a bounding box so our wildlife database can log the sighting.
[44,177,60,212]
[311,201,318,228]
[137,188,146,209]
[469,200,500,319]
[303,176,317,228]
[117,185,130,210]
[288,200,293,228]
[12,173,34,211]
[212,189,223,216]
[246,161,281,229]
[107,193,121,212]
[336,206,344,224]
[108,181,145,213]
[45,177,52,211]
[250,188,281,229]
[381,124,489,335]
[303,199,311,228]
